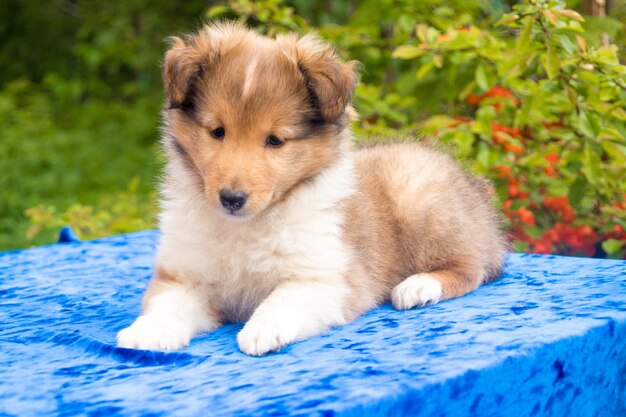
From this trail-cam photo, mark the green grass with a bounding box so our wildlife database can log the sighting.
[0,80,161,250]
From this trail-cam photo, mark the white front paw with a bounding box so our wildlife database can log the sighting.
[391,273,443,310]
[237,316,299,356]
[117,315,192,351]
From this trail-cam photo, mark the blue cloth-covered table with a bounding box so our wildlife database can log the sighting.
[1,231,625,416]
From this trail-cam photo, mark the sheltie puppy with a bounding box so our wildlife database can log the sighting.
[117,22,508,356]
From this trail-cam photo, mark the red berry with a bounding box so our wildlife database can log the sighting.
[518,207,536,225]
[466,93,484,105]
[562,206,576,222]
[504,143,524,154]
[545,153,559,164]
[544,166,557,177]
[492,133,508,145]
[508,185,521,198]
[543,196,568,211]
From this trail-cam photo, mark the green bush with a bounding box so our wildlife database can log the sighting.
[391,2,626,258]
[0,77,160,249]
[0,1,207,250]
[2,0,625,258]
[24,178,156,242]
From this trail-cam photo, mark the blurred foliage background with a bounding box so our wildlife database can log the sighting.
[1,0,625,257]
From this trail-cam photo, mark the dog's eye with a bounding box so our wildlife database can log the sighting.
[210,127,225,140]
[265,135,284,148]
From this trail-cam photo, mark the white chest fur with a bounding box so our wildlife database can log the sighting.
[155,156,356,321]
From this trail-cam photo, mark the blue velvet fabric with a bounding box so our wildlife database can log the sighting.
[1,231,625,416]
[56,226,81,244]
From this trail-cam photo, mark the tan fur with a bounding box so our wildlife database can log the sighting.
[338,143,507,319]
[120,22,508,354]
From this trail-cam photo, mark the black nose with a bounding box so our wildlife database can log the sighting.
[219,189,248,211]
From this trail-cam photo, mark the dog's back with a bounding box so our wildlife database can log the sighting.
[340,143,508,317]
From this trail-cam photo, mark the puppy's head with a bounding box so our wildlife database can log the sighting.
[162,22,357,218]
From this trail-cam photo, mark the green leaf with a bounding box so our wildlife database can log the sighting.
[420,115,457,132]
[599,86,616,102]
[476,143,491,169]
[516,17,534,53]
[568,177,588,205]
[433,54,443,68]
[607,249,626,260]
[496,12,520,27]
[609,106,626,122]
[207,5,229,18]
[578,110,597,138]
[475,62,489,91]
[397,15,416,35]
[544,45,560,79]
[602,239,625,255]
[598,127,626,142]
[601,140,626,163]
[525,225,544,240]
[452,127,475,157]
[416,62,435,80]
[582,142,601,184]
[567,21,584,32]
[393,45,424,60]
[556,9,585,22]
[416,24,429,43]
[558,35,576,55]
[513,241,530,253]
[474,105,497,135]
[426,27,441,43]
[516,94,535,126]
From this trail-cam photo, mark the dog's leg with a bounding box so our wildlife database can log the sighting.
[117,268,218,351]
[391,269,482,310]
[237,280,349,356]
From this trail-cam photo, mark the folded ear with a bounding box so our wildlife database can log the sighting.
[295,34,358,122]
[163,37,203,108]
[163,23,257,111]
